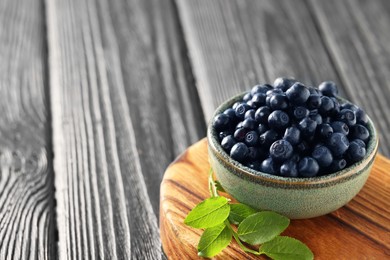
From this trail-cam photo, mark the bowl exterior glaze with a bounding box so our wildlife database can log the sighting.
[207,93,378,219]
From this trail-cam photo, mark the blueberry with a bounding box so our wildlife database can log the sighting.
[307,94,322,109]
[251,93,267,107]
[350,139,366,148]
[247,147,260,161]
[223,108,237,121]
[329,158,347,172]
[283,126,301,145]
[257,124,268,135]
[274,77,297,91]
[322,116,332,124]
[235,103,250,120]
[286,82,310,105]
[270,140,294,163]
[319,81,338,97]
[243,92,253,102]
[338,109,356,126]
[308,87,320,95]
[319,96,334,114]
[213,113,230,131]
[230,143,249,163]
[245,109,256,120]
[266,88,284,95]
[234,128,247,142]
[317,123,333,139]
[260,158,279,175]
[346,142,366,163]
[219,131,231,141]
[269,94,289,110]
[221,135,236,152]
[312,145,333,167]
[293,106,309,120]
[236,121,244,130]
[280,160,298,177]
[245,131,259,146]
[331,97,341,115]
[255,106,271,123]
[251,84,273,95]
[331,121,349,135]
[350,124,370,143]
[355,108,368,125]
[296,141,310,154]
[268,110,290,130]
[242,118,257,130]
[341,103,359,112]
[327,132,349,157]
[298,117,317,137]
[309,113,322,125]
[298,157,319,177]
[232,102,240,109]
[259,130,280,148]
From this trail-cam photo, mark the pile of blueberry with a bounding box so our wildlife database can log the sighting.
[213,78,371,177]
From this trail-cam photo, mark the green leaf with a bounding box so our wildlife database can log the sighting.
[228,203,257,225]
[237,211,289,245]
[198,223,232,258]
[259,236,314,260]
[184,197,230,228]
[214,181,225,192]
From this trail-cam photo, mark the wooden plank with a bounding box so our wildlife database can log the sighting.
[307,0,390,156]
[0,0,54,259]
[176,0,343,120]
[46,0,204,258]
[160,139,390,259]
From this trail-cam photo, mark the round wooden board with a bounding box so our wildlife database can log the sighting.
[160,139,390,259]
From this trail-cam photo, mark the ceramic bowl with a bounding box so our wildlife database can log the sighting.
[207,92,379,219]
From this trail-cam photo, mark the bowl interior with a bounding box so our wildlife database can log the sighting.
[207,92,379,186]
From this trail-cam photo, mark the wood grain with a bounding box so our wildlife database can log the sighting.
[0,0,54,259]
[176,0,390,157]
[160,139,390,259]
[46,0,204,258]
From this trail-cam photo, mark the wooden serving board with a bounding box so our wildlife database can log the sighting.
[160,139,390,259]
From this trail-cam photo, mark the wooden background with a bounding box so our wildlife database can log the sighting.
[0,0,389,259]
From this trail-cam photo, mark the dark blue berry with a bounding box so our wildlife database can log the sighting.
[259,130,280,148]
[245,109,255,120]
[242,118,257,130]
[245,131,259,146]
[350,124,370,143]
[251,93,266,107]
[235,103,250,120]
[331,121,349,135]
[308,87,320,95]
[274,77,297,91]
[338,109,356,126]
[213,114,230,131]
[327,133,349,157]
[257,124,268,135]
[312,145,333,167]
[293,106,309,120]
[309,113,323,125]
[223,108,237,121]
[270,140,294,163]
[268,110,290,130]
[317,123,333,139]
[230,143,249,163]
[246,100,257,109]
[255,106,271,123]
[280,160,298,177]
[319,81,338,97]
[355,108,368,125]
[221,135,236,152]
[329,159,347,172]
[346,142,366,163]
[251,84,273,95]
[219,131,230,141]
[260,158,279,175]
[351,139,366,148]
[341,103,359,111]
[286,82,310,105]
[243,92,253,102]
[319,96,334,114]
[283,126,301,145]
[296,141,310,154]
[269,94,289,110]
[234,128,247,142]
[298,157,319,177]
[247,147,260,161]
[236,121,244,129]
[331,98,341,115]
[307,94,322,109]
[232,102,240,109]
[298,117,317,137]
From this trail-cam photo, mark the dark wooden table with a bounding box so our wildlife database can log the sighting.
[0,0,389,259]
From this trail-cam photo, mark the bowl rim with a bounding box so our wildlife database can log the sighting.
[207,92,379,187]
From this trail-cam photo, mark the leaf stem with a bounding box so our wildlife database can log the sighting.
[224,220,261,255]
[208,168,218,197]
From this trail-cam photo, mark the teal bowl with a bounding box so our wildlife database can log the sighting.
[207,92,379,219]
